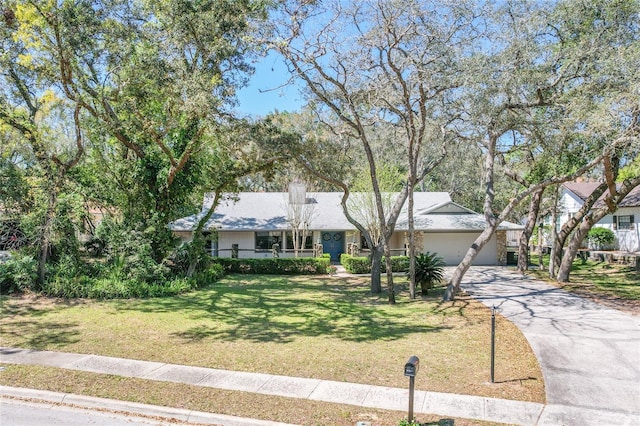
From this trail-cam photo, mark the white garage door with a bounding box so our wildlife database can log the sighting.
[423,233,498,266]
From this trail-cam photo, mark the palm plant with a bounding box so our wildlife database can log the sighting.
[412,252,446,295]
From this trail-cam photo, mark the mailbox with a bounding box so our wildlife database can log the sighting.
[404,355,420,377]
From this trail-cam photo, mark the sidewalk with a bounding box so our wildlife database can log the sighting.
[1,347,542,425]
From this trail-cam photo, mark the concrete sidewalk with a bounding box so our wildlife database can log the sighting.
[459,267,640,426]
[1,347,544,425]
[2,345,638,425]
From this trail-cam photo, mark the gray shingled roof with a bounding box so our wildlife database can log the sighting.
[563,182,640,208]
[169,192,523,232]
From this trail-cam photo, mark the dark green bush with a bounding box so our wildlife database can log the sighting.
[168,238,214,275]
[42,275,201,299]
[214,257,330,275]
[340,254,370,274]
[192,263,225,286]
[40,262,225,299]
[390,256,409,272]
[0,253,38,294]
[587,227,616,250]
[94,219,170,282]
[340,254,410,274]
[42,275,97,298]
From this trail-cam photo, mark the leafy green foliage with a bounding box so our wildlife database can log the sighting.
[587,227,616,250]
[0,253,38,294]
[340,254,371,274]
[398,420,421,426]
[95,219,171,283]
[412,252,446,295]
[340,254,410,274]
[169,238,213,274]
[214,257,330,275]
[40,264,224,299]
[0,156,31,214]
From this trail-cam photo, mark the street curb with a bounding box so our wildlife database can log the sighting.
[0,385,298,426]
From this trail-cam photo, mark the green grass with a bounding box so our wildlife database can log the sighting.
[0,274,544,424]
[528,255,640,302]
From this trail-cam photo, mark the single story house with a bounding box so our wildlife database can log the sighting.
[560,182,640,252]
[169,191,524,265]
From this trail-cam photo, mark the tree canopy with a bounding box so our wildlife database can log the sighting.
[1,0,638,300]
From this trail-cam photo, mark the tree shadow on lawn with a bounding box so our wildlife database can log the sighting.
[1,298,81,349]
[113,275,451,344]
[1,318,81,349]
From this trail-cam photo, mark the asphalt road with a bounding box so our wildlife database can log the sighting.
[1,398,178,426]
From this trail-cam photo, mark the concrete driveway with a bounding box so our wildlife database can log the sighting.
[458,266,640,425]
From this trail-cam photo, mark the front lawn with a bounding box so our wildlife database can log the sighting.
[528,255,640,311]
[0,274,544,425]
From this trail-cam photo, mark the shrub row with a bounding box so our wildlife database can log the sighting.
[0,253,225,299]
[41,264,225,299]
[340,254,410,274]
[214,257,330,275]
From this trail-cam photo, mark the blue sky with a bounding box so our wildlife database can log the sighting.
[235,52,305,118]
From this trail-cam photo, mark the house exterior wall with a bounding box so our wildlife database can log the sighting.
[389,233,406,255]
[423,232,498,266]
[558,191,585,225]
[559,189,640,252]
[177,229,501,264]
[217,231,317,259]
[218,231,256,258]
[591,207,639,252]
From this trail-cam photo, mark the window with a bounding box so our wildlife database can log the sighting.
[286,232,313,250]
[613,215,635,230]
[255,231,282,250]
[360,235,370,250]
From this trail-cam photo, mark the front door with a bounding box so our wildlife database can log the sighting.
[321,232,344,262]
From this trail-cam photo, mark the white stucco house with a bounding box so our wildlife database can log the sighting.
[560,182,640,252]
[169,191,524,266]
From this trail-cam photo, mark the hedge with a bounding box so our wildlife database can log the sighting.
[340,254,410,274]
[214,257,330,275]
[38,264,226,299]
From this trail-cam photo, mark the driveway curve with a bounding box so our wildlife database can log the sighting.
[459,266,640,425]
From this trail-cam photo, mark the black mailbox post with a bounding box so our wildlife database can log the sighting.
[404,356,420,421]
[404,356,420,377]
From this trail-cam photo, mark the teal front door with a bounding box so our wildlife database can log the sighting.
[321,232,344,262]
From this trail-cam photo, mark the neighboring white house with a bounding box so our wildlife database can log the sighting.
[559,182,640,252]
[169,191,523,266]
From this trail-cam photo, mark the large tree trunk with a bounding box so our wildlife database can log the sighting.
[538,220,544,270]
[36,189,58,288]
[517,187,544,273]
[383,241,395,304]
[408,188,416,299]
[443,226,496,300]
[444,131,501,302]
[370,245,384,294]
[556,216,593,282]
[557,176,640,282]
[187,192,221,277]
[547,186,560,278]
[551,182,608,278]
